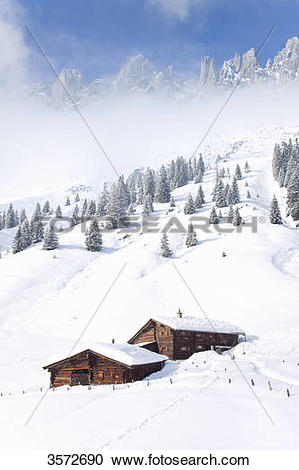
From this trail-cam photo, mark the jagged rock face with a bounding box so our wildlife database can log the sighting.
[199,57,218,88]
[28,36,299,105]
[51,69,86,104]
[271,37,299,81]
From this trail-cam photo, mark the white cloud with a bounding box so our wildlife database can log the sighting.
[0,0,29,92]
[148,0,206,20]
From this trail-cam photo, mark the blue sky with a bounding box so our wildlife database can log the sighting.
[22,0,299,82]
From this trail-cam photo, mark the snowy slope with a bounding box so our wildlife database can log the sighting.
[0,125,299,450]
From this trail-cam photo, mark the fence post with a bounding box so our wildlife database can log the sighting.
[287,388,290,397]
[268,381,272,391]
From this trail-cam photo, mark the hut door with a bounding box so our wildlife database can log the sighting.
[71,369,89,386]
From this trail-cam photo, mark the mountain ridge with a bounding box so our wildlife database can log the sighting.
[29,36,299,106]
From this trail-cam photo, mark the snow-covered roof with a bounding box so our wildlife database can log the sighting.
[153,315,245,335]
[44,342,168,368]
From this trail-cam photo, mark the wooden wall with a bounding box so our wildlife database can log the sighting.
[46,350,165,388]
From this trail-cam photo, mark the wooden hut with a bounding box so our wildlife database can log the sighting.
[43,343,167,388]
[128,310,245,360]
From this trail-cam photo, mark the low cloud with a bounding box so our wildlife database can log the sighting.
[0,0,29,93]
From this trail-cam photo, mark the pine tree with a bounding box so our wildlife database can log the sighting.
[155,165,170,203]
[142,194,153,216]
[97,183,109,216]
[215,179,227,208]
[209,206,219,224]
[170,196,176,208]
[233,208,242,226]
[81,199,88,221]
[159,233,172,258]
[235,164,243,180]
[229,177,240,204]
[74,193,80,203]
[185,222,197,247]
[21,220,32,248]
[33,202,42,220]
[43,225,59,250]
[71,204,80,226]
[12,227,23,254]
[85,219,103,252]
[5,203,16,228]
[287,170,299,220]
[42,201,51,215]
[198,185,205,204]
[143,168,156,199]
[194,169,203,184]
[184,193,195,215]
[195,188,203,209]
[244,161,250,173]
[269,195,282,224]
[65,196,71,206]
[55,205,62,218]
[20,209,28,224]
[31,219,44,243]
[247,190,251,199]
[0,213,3,230]
[227,205,234,223]
[86,200,96,219]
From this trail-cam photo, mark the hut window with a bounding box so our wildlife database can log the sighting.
[180,346,188,351]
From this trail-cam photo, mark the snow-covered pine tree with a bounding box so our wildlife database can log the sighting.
[272,143,282,180]
[43,225,59,250]
[233,208,242,226]
[55,205,62,218]
[86,200,96,219]
[15,210,20,226]
[74,193,80,203]
[235,164,243,180]
[195,188,203,209]
[20,208,28,224]
[31,219,44,243]
[97,183,109,216]
[287,168,299,220]
[270,195,282,224]
[194,169,203,184]
[155,165,170,203]
[247,190,251,199]
[33,202,42,220]
[71,204,80,226]
[85,219,103,252]
[198,154,205,174]
[142,194,153,216]
[244,161,250,173]
[227,205,234,223]
[81,199,88,221]
[215,179,227,208]
[42,201,51,215]
[170,196,176,208]
[12,227,23,254]
[159,233,172,258]
[184,193,195,215]
[5,203,16,228]
[143,168,156,200]
[231,177,240,204]
[186,222,198,247]
[128,203,136,214]
[198,185,205,204]
[65,196,71,206]
[0,213,3,230]
[209,206,219,224]
[21,219,32,248]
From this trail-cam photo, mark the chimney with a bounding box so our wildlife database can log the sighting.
[177,308,183,319]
